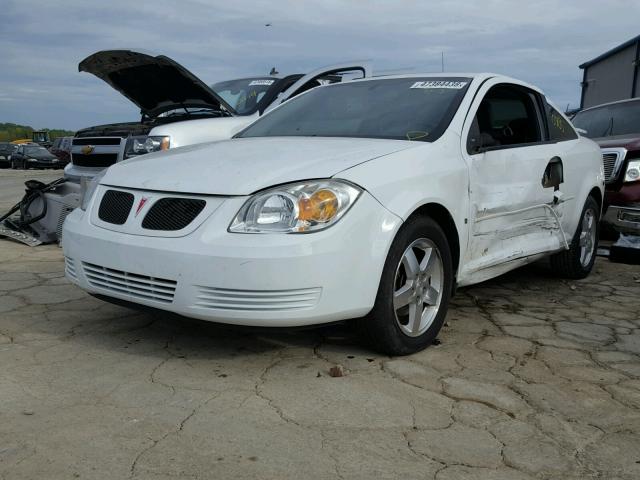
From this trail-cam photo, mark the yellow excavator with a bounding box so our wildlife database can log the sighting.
[11,130,52,148]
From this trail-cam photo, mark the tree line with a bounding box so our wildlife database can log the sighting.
[0,123,75,142]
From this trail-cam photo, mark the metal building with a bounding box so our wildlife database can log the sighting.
[580,35,640,109]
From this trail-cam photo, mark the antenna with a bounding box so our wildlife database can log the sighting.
[441,52,444,72]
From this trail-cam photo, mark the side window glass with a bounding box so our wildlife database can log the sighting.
[546,103,578,141]
[467,84,542,154]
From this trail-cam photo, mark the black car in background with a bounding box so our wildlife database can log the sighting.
[10,144,63,169]
[0,142,17,168]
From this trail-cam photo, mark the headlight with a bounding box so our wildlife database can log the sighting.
[624,160,640,183]
[80,171,106,211]
[124,136,170,159]
[229,180,362,233]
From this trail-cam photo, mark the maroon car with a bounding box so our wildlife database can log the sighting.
[572,98,640,237]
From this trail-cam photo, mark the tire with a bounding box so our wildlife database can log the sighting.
[550,195,599,279]
[357,215,453,355]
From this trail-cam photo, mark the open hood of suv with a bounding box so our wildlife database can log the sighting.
[79,49,237,117]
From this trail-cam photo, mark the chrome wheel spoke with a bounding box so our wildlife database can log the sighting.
[394,283,414,309]
[420,248,436,274]
[424,286,439,305]
[407,303,422,334]
[402,248,420,279]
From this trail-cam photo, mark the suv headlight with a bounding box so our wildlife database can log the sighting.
[624,159,640,183]
[124,136,170,159]
[229,180,362,233]
[80,171,106,211]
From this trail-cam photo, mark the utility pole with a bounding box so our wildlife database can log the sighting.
[441,52,445,72]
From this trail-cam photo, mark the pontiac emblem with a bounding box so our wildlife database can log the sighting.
[81,145,94,155]
[135,197,149,217]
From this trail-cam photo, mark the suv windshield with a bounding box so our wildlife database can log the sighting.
[237,77,471,142]
[572,100,640,138]
[212,77,278,115]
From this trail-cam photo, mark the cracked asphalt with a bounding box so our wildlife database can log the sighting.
[1,171,640,479]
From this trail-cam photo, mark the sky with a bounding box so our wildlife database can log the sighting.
[1,0,639,131]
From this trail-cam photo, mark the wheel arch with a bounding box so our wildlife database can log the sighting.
[407,202,461,277]
[588,185,603,214]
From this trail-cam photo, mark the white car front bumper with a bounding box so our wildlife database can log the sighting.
[62,191,402,327]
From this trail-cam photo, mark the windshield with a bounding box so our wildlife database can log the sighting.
[237,77,471,142]
[25,146,50,155]
[572,100,640,138]
[212,77,278,115]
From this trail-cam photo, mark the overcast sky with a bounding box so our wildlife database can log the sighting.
[1,0,639,130]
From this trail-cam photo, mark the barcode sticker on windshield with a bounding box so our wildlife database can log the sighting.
[410,81,467,89]
[249,79,275,86]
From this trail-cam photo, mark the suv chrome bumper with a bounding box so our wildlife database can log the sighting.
[602,204,640,235]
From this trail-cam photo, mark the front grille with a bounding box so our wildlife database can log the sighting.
[98,190,134,225]
[82,262,177,303]
[142,198,206,231]
[602,153,619,182]
[72,153,118,167]
[195,286,322,311]
[72,137,121,146]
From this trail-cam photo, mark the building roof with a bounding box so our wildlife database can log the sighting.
[580,35,640,69]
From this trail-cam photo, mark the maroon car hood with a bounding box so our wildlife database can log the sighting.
[594,135,640,150]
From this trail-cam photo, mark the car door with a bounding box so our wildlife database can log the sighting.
[460,80,567,280]
[263,61,372,113]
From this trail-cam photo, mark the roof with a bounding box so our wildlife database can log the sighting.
[579,35,640,69]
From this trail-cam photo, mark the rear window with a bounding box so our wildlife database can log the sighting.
[546,103,577,141]
[237,77,471,142]
[572,100,640,138]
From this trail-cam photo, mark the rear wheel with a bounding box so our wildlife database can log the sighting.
[550,195,599,279]
[357,216,453,355]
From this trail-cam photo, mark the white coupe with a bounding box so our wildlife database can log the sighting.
[63,73,604,355]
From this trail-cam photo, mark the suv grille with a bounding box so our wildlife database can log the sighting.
[142,198,206,231]
[72,153,118,167]
[603,153,618,182]
[98,190,134,225]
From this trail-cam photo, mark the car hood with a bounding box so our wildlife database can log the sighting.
[593,134,640,150]
[29,152,56,160]
[102,137,420,195]
[79,49,236,117]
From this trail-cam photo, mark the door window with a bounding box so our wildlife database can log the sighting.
[467,84,543,153]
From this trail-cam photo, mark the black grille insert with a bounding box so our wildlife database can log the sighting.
[72,153,118,167]
[72,137,122,146]
[98,190,134,225]
[142,198,206,231]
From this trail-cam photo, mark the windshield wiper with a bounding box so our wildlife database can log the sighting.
[601,117,614,137]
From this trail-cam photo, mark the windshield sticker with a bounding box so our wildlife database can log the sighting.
[410,81,468,89]
[249,79,275,86]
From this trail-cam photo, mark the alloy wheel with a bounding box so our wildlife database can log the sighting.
[579,208,596,267]
[393,238,444,337]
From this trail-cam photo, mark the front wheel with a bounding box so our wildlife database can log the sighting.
[550,195,599,279]
[357,216,453,355]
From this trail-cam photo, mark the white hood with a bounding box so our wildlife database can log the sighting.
[101,137,419,195]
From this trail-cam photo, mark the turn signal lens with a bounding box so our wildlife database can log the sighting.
[299,189,339,223]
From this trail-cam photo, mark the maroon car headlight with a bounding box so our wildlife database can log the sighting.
[624,160,640,183]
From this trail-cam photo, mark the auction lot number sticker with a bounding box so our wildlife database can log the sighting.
[410,81,467,89]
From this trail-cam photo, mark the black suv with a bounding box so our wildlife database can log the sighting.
[0,142,17,168]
